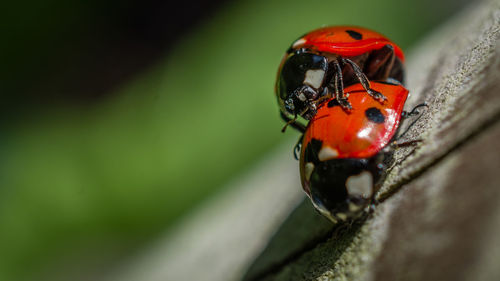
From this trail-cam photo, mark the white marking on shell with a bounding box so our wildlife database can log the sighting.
[357,127,372,139]
[304,69,325,89]
[292,38,306,48]
[349,202,361,212]
[336,213,348,221]
[298,93,307,101]
[318,146,339,161]
[304,162,315,181]
[346,171,373,198]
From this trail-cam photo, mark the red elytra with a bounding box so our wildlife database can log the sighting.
[301,81,409,160]
[292,26,405,62]
[276,26,405,127]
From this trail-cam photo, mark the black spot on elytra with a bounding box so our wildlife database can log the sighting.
[365,107,385,123]
[327,99,340,108]
[346,30,362,40]
[304,138,323,164]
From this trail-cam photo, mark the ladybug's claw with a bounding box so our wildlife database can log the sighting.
[402,102,428,118]
[368,88,387,102]
[338,98,353,110]
[293,135,303,160]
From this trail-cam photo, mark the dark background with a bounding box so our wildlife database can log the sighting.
[2,0,229,111]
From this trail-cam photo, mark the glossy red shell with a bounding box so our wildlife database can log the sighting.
[301,82,409,160]
[292,26,405,62]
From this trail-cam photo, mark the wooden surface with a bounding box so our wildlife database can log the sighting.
[107,1,500,280]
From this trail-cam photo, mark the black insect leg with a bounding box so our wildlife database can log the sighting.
[293,135,304,160]
[377,103,428,155]
[342,57,387,102]
[330,59,352,109]
[401,102,428,119]
[398,102,429,139]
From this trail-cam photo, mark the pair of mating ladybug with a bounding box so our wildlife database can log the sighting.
[276,26,422,223]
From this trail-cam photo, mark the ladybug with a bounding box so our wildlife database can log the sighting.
[276,26,405,131]
[299,81,409,222]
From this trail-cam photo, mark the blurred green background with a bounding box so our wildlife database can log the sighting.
[1,0,469,280]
